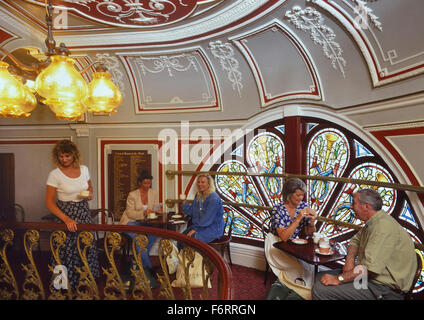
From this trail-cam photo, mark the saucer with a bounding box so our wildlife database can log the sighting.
[291,238,308,245]
[315,248,334,256]
[172,220,185,224]
[172,214,182,219]
[147,215,158,220]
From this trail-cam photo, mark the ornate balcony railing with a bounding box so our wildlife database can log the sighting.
[0,221,233,300]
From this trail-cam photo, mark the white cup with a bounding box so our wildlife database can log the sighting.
[79,190,89,197]
[319,237,330,253]
[319,242,330,254]
[148,212,157,219]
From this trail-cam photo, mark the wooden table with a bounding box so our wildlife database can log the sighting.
[273,238,346,274]
[136,213,188,230]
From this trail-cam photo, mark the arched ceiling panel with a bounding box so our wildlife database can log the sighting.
[119,49,219,113]
[312,0,424,86]
[233,21,322,107]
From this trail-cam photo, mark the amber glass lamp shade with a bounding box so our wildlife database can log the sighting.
[0,61,28,117]
[0,61,36,118]
[35,55,88,120]
[85,71,122,114]
[48,100,87,121]
[10,76,37,118]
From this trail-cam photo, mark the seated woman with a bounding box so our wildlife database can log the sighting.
[179,174,225,249]
[265,177,317,300]
[271,177,317,242]
[120,170,162,271]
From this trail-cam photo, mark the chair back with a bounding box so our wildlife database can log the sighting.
[90,208,115,225]
[14,204,25,222]
[90,209,115,250]
[223,209,234,238]
[406,251,423,299]
[261,215,272,241]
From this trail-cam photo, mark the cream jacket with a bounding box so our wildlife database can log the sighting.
[119,188,159,225]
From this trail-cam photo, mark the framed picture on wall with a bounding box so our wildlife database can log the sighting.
[108,150,152,221]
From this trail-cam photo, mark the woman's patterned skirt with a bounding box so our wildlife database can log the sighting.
[52,200,101,291]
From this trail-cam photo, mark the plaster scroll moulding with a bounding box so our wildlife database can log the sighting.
[285,5,346,78]
[348,0,382,31]
[209,40,243,97]
[94,53,125,95]
[310,0,424,87]
[136,54,198,77]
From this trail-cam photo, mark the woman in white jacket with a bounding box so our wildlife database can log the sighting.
[120,170,162,270]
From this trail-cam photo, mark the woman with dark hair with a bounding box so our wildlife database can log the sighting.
[46,139,100,290]
[120,170,162,271]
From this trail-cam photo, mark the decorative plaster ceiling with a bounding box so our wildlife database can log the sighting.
[0,0,423,121]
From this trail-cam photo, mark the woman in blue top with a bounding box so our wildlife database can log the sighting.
[181,174,225,245]
[271,178,317,241]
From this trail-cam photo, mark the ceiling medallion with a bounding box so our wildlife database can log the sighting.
[31,0,214,28]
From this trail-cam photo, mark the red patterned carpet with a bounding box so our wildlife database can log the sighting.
[228,264,274,300]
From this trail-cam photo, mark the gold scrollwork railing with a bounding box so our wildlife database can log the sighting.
[165,170,424,252]
[0,221,233,300]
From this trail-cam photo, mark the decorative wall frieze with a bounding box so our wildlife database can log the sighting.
[23,0,274,47]
[119,48,219,113]
[94,53,126,94]
[209,40,243,97]
[26,0,220,28]
[285,5,347,78]
[309,0,424,87]
[348,0,382,31]
[136,54,198,77]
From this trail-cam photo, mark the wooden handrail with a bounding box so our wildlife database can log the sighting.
[166,170,424,194]
[0,221,233,300]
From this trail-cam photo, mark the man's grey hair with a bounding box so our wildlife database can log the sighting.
[282,178,307,202]
[356,188,383,211]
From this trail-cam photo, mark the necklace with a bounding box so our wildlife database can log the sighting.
[199,196,205,214]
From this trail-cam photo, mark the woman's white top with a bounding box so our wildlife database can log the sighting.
[46,165,90,202]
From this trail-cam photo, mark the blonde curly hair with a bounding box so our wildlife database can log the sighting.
[52,139,81,167]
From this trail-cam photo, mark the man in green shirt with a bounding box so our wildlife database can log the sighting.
[312,188,417,300]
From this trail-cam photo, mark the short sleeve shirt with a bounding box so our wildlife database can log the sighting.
[348,210,417,292]
[46,165,90,202]
[271,201,309,239]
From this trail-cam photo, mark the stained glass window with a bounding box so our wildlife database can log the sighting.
[209,116,423,294]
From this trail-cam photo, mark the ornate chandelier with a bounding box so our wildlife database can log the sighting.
[0,0,122,120]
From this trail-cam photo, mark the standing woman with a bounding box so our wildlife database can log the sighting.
[180,175,225,246]
[46,139,100,290]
